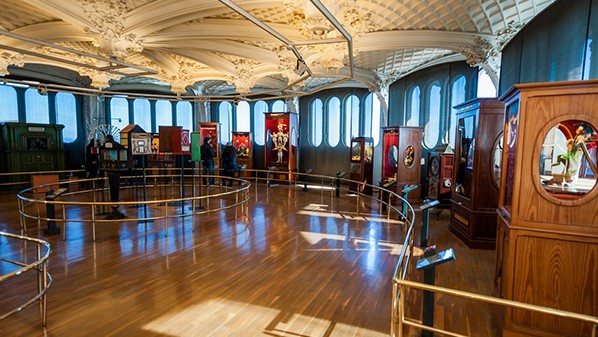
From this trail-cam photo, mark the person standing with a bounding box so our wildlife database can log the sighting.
[200,137,216,185]
[85,139,99,187]
[222,142,238,187]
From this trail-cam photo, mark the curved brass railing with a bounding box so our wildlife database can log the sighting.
[0,231,53,327]
[17,174,252,241]
[393,280,598,337]
[16,168,414,242]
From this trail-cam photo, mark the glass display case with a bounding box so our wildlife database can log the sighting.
[495,80,598,337]
[349,137,374,195]
[265,112,298,182]
[449,98,504,249]
[232,131,252,173]
[380,126,423,203]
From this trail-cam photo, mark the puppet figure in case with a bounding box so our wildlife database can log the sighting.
[265,112,298,182]
[232,131,252,172]
[380,126,423,203]
[349,137,374,195]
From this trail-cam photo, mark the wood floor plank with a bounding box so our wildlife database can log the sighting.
[0,184,499,337]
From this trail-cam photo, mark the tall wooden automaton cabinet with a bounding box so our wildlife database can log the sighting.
[496,80,598,337]
[449,98,504,249]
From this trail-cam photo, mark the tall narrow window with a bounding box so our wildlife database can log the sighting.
[327,97,340,147]
[236,101,250,132]
[55,92,77,143]
[134,98,151,132]
[155,100,172,128]
[272,100,287,112]
[344,95,360,145]
[450,76,467,146]
[254,100,267,145]
[477,68,497,97]
[0,85,18,122]
[109,97,129,131]
[364,92,381,145]
[25,88,49,124]
[219,102,232,144]
[424,83,441,148]
[407,86,420,126]
[309,99,323,146]
[176,101,193,131]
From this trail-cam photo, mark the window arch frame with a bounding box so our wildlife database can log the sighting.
[424,81,442,149]
[326,96,341,147]
[309,98,324,147]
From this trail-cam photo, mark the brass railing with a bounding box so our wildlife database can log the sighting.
[0,231,53,326]
[16,168,415,242]
[392,279,598,337]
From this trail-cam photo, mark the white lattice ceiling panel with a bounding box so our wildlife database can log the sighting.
[0,0,56,30]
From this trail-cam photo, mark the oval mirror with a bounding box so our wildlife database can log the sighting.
[404,145,415,168]
[540,120,597,199]
[388,145,398,167]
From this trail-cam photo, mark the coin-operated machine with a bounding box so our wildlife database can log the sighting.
[232,131,252,175]
[349,137,374,195]
[426,144,454,207]
[99,135,129,219]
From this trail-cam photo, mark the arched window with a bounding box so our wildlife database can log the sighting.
[327,97,341,147]
[219,102,232,144]
[109,97,129,131]
[309,98,323,146]
[450,76,467,146]
[344,94,360,146]
[254,100,267,146]
[272,100,287,112]
[364,92,381,145]
[134,98,151,132]
[424,83,441,148]
[0,85,18,122]
[236,101,250,132]
[477,68,497,97]
[25,88,49,124]
[155,100,172,128]
[176,101,193,131]
[407,86,420,126]
[55,92,77,143]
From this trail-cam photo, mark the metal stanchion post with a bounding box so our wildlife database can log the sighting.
[416,247,456,337]
[419,199,440,247]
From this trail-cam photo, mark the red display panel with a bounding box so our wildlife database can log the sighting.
[265,117,290,166]
[382,130,399,180]
[199,123,219,158]
[232,132,251,158]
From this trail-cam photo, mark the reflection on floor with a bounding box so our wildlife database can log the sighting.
[0,184,498,337]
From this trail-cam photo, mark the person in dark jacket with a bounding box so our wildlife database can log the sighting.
[200,137,216,185]
[85,139,99,187]
[221,142,238,187]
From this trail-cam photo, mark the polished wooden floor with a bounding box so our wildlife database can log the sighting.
[0,183,499,337]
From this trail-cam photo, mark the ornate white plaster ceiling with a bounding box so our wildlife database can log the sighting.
[0,0,557,98]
